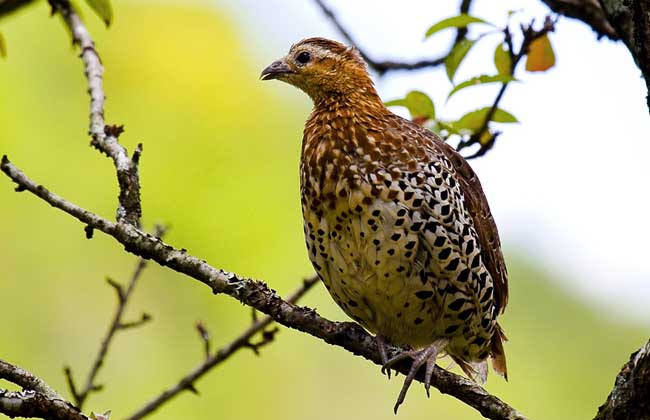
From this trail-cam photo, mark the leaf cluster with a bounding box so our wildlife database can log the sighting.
[386,13,556,155]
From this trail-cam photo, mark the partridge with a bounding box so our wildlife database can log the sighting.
[261,37,508,412]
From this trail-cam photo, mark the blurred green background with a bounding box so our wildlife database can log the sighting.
[0,1,647,419]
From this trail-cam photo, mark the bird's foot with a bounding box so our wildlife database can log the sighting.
[381,339,448,414]
[375,335,392,379]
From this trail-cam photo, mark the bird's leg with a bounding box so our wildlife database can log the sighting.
[375,334,391,379]
[382,338,448,413]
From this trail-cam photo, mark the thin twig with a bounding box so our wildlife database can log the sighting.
[460,16,556,159]
[1,156,527,420]
[48,0,142,226]
[118,312,152,330]
[195,321,212,360]
[65,225,165,409]
[125,276,320,420]
[243,308,280,356]
[311,0,445,75]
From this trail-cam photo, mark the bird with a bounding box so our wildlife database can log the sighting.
[261,37,508,413]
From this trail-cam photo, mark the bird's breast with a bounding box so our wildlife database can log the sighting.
[299,111,499,356]
[300,153,450,347]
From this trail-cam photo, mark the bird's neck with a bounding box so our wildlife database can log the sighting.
[301,88,392,194]
[310,80,383,111]
[304,90,388,154]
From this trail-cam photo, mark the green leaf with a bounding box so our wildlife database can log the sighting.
[385,90,435,120]
[494,43,511,75]
[447,74,516,100]
[0,32,6,59]
[525,34,556,72]
[491,108,518,123]
[84,0,113,26]
[451,107,518,134]
[444,38,476,83]
[425,14,492,39]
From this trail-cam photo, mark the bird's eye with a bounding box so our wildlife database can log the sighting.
[296,51,311,65]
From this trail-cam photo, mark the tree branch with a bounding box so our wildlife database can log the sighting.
[64,226,165,409]
[0,390,89,420]
[0,359,89,420]
[594,339,650,420]
[311,0,446,75]
[48,0,142,226]
[0,359,63,400]
[2,1,647,419]
[538,0,650,111]
[598,0,650,111]
[125,275,320,420]
[539,0,617,38]
[0,156,527,420]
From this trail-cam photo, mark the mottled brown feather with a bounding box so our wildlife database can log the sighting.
[264,36,509,381]
[434,139,509,314]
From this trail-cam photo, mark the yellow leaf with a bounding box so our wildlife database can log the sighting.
[526,34,555,72]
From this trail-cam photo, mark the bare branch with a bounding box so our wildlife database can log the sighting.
[1,156,527,420]
[311,0,445,75]
[598,0,650,111]
[539,0,617,39]
[243,326,279,356]
[117,312,153,330]
[195,321,212,359]
[0,390,89,420]
[594,339,650,420]
[48,0,142,226]
[2,1,648,419]
[0,359,63,400]
[65,225,165,409]
[126,276,320,420]
[0,359,89,420]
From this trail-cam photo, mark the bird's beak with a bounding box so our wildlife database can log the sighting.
[260,59,294,80]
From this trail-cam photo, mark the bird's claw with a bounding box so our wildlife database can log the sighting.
[382,339,447,413]
[375,335,393,380]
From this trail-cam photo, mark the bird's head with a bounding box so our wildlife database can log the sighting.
[260,37,378,104]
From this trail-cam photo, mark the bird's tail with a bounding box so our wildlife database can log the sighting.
[450,356,488,384]
[449,322,508,384]
[490,322,508,380]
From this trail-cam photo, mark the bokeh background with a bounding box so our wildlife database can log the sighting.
[1,1,648,419]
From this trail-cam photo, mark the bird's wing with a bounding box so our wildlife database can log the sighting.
[379,114,508,315]
[431,136,509,315]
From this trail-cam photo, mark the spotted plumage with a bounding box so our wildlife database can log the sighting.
[262,37,508,411]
